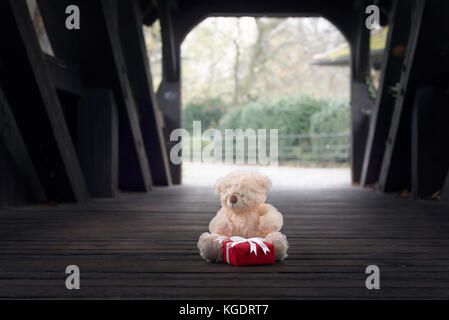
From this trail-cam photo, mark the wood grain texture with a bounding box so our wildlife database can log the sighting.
[1,185,449,299]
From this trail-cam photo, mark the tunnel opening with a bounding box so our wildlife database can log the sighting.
[181,17,352,188]
[144,16,387,188]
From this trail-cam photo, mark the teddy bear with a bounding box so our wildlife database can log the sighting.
[197,171,288,262]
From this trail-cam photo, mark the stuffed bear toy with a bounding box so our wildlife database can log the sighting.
[197,171,288,262]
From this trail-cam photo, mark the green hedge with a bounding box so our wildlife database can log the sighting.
[310,98,349,135]
[182,97,225,133]
[309,98,350,162]
[182,95,350,164]
[218,95,325,135]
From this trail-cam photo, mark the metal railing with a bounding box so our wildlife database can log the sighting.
[182,132,350,165]
[277,132,350,164]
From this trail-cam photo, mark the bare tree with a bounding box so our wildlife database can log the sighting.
[232,19,242,104]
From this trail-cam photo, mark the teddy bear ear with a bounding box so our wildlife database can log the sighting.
[255,174,272,192]
[214,177,223,195]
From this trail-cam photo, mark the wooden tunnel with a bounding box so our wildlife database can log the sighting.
[1,0,449,207]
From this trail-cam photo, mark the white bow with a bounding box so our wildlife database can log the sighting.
[215,236,270,256]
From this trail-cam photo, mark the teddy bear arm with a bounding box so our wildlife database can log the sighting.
[209,209,233,236]
[258,204,283,234]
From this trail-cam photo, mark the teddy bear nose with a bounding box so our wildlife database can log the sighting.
[229,195,238,204]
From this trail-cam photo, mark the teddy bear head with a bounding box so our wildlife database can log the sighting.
[215,171,271,212]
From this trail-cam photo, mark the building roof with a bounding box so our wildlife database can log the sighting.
[310,27,388,68]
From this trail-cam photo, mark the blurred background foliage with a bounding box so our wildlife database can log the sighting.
[144,17,352,165]
[219,95,327,135]
[182,97,226,133]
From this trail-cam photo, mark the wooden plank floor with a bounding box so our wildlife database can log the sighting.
[1,185,449,299]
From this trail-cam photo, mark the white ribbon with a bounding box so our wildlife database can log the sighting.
[215,235,228,245]
[215,236,270,263]
[228,236,270,256]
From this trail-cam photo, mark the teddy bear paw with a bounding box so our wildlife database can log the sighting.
[265,232,289,261]
[197,233,224,262]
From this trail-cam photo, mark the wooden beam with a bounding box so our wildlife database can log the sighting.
[378,0,449,192]
[38,0,153,191]
[101,0,153,191]
[10,0,89,202]
[142,4,158,26]
[360,0,411,186]
[157,81,182,184]
[378,0,425,192]
[77,89,119,197]
[157,0,179,81]
[156,0,182,184]
[118,0,172,186]
[36,0,82,65]
[0,83,46,205]
[144,0,356,43]
[44,55,85,96]
[41,0,154,192]
[349,0,372,184]
[0,0,89,202]
[411,87,449,199]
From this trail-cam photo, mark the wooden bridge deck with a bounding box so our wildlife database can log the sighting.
[1,185,449,299]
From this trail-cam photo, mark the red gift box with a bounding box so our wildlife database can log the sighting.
[221,237,275,266]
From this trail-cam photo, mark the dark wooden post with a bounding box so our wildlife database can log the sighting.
[101,0,154,192]
[378,0,449,193]
[360,0,411,186]
[158,0,179,83]
[411,87,449,199]
[349,0,373,184]
[157,0,182,184]
[77,89,118,198]
[378,1,426,192]
[118,0,172,186]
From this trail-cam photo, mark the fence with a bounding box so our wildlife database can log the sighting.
[277,132,350,164]
[182,132,350,165]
